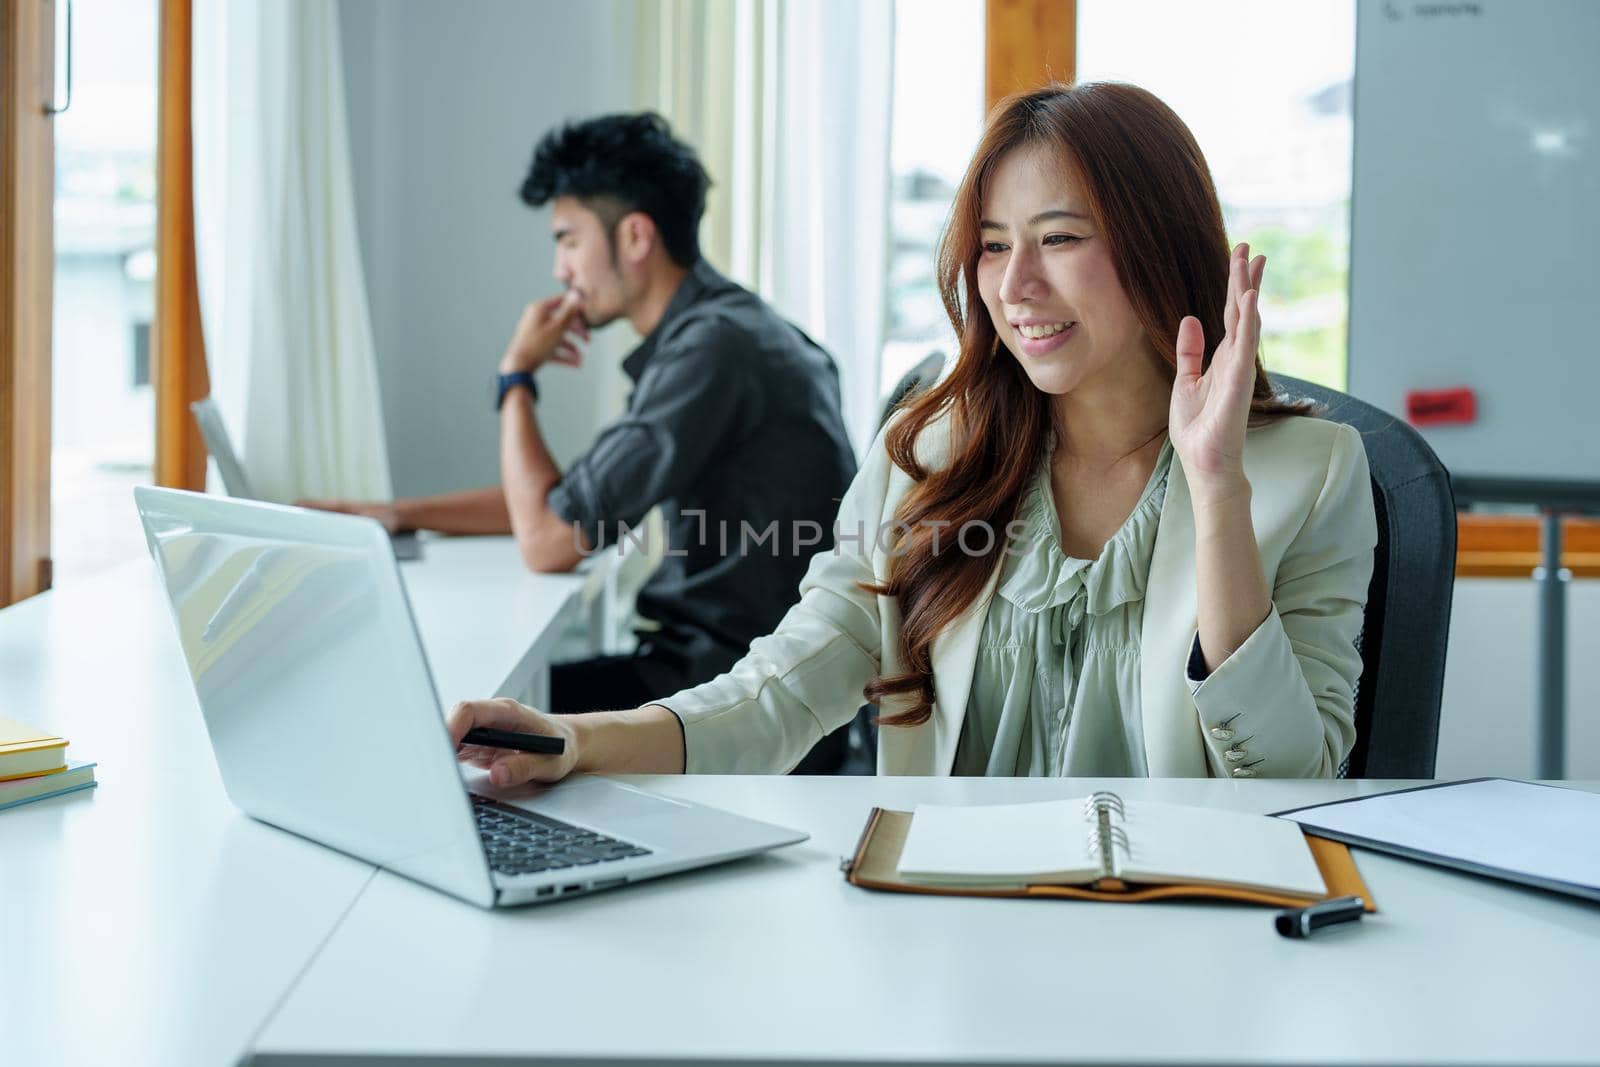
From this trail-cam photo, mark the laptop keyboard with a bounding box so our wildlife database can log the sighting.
[470,794,652,877]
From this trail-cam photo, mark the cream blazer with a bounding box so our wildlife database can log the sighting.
[664,410,1377,778]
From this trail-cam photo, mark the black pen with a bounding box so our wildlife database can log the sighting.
[460,727,566,756]
[1275,895,1366,938]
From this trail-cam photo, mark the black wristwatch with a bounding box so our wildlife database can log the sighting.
[495,370,538,410]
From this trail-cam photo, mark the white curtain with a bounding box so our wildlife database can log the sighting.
[634,0,895,458]
[191,0,392,502]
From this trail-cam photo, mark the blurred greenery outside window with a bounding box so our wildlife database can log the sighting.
[1077,0,1354,390]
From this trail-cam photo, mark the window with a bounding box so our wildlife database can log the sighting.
[51,0,159,582]
[881,0,986,401]
[1077,0,1355,389]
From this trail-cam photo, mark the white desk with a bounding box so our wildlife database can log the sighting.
[0,539,582,1067]
[399,535,586,710]
[252,775,1600,1066]
[0,564,375,1067]
[6,545,1599,1066]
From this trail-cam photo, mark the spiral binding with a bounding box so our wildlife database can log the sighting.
[1083,791,1130,881]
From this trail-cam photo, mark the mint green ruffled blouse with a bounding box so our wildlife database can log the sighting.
[951,439,1174,777]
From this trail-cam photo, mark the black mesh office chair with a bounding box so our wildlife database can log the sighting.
[880,351,949,426]
[1270,374,1455,778]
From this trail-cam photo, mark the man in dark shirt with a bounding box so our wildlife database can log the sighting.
[307,114,857,721]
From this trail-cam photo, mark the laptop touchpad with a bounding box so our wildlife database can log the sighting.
[517,775,690,828]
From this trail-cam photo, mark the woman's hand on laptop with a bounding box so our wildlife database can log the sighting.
[449,701,687,782]
[448,699,579,786]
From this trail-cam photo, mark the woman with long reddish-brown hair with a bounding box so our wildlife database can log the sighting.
[449,82,1377,781]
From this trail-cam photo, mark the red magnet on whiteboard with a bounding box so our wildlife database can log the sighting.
[1405,387,1477,427]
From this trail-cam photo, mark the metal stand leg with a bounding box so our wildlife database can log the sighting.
[524,666,551,715]
[496,664,552,711]
[1534,510,1568,780]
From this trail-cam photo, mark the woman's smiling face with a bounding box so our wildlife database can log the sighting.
[975,145,1150,398]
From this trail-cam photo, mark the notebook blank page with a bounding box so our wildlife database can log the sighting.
[1118,800,1328,896]
[896,799,1100,882]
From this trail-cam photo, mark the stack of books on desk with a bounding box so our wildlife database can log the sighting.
[0,714,96,812]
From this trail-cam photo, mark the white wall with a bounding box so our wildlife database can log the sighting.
[338,0,638,496]
[1348,0,1600,482]
[1437,579,1600,781]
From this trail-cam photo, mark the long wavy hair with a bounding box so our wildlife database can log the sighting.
[864,82,1311,728]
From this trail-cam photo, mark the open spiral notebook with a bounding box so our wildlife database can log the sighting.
[843,792,1375,909]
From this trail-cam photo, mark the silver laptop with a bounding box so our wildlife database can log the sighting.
[190,396,420,561]
[133,485,806,908]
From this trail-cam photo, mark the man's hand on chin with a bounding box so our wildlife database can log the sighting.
[499,290,589,376]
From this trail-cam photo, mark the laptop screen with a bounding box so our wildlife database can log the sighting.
[190,397,258,501]
[135,486,493,906]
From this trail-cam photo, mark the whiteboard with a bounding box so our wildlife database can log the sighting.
[1348,0,1600,481]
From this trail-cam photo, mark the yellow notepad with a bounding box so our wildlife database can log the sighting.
[0,715,69,782]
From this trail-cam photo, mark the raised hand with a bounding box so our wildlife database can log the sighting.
[1168,242,1266,497]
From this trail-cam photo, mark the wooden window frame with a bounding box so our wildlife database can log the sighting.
[0,0,55,606]
[985,0,1075,110]
[154,0,209,491]
[2,0,206,609]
